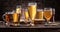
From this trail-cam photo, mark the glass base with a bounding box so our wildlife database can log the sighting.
[10,23,20,26]
[5,22,10,27]
[20,24,31,27]
[30,23,35,26]
[44,22,59,26]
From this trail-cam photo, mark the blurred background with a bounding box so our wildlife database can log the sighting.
[0,0,59,21]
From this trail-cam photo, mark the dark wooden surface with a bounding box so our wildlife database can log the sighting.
[0,21,60,32]
[0,21,60,28]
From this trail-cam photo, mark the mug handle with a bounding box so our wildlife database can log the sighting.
[2,13,6,21]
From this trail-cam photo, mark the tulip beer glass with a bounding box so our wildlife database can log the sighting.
[44,8,52,24]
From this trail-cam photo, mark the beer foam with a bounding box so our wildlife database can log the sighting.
[37,9,43,11]
[28,3,37,6]
[6,12,14,14]
[44,8,52,11]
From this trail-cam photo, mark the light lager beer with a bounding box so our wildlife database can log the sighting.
[36,9,43,19]
[44,8,52,21]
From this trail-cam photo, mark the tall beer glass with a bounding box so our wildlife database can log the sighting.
[44,8,52,24]
[28,2,37,26]
[24,9,29,22]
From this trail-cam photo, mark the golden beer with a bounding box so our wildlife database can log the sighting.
[28,3,37,26]
[44,11,52,21]
[36,9,43,19]
[24,11,29,21]
[28,5,36,20]
[16,5,21,22]
[13,13,19,23]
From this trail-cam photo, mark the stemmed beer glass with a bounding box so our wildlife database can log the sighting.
[28,2,37,26]
[44,8,52,24]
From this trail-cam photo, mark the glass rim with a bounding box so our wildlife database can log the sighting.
[44,8,52,11]
[16,5,21,8]
[37,9,43,11]
[52,8,55,11]
[5,12,14,14]
[28,2,37,3]
[28,2,37,6]
[44,8,52,9]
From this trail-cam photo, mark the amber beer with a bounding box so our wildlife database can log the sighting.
[2,12,13,23]
[5,14,10,22]
[44,10,52,21]
[36,9,43,19]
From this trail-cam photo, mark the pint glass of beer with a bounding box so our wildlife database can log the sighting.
[12,13,21,26]
[36,9,43,20]
[13,13,18,23]
[28,2,37,26]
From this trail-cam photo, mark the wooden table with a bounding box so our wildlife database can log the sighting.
[0,21,60,28]
[0,21,60,32]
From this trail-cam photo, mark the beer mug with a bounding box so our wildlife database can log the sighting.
[2,11,14,25]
